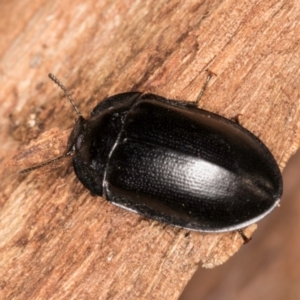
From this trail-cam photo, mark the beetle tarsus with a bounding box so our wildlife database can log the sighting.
[232,114,243,125]
[238,229,252,244]
[195,70,216,105]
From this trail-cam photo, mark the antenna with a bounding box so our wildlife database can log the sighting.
[20,150,74,174]
[20,74,80,174]
[48,73,82,117]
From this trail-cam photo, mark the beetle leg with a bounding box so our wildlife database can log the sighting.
[237,229,252,244]
[232,114,243,125]
[194,70,216,105]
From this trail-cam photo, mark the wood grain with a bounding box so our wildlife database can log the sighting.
[1,0,299,299]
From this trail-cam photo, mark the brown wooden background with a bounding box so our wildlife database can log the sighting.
[1,0,300,299]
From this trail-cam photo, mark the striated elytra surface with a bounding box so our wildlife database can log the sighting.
[70,92,283,232]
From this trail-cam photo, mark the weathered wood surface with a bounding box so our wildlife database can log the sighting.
[1,0,299,299]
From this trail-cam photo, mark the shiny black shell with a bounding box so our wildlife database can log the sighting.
[68,92,282,232]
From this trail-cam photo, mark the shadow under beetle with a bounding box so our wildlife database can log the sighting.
[21,72,283,235]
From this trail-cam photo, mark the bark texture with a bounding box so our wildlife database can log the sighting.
[1,0,299,299]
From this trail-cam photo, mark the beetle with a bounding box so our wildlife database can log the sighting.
[21,72,283,235]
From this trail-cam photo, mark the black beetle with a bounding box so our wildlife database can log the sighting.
[21,73,282,233]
